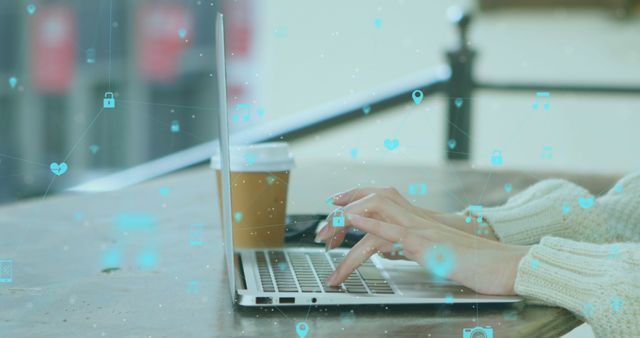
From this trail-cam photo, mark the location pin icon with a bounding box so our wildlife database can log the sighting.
[454,97,463,108]
[8,77,17,89]
[296,322,309,338]
[447,138,457,150]
[412,90,424,105]
[26,4,36,15]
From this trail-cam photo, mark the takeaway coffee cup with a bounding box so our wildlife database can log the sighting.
[211,142,294,248]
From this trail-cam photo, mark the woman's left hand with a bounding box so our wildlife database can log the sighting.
[327,213,530,296]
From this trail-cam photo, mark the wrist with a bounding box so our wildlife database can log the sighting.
[506,245,531,294]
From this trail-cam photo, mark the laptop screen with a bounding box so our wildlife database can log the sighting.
[215,11,299,302]
[215,12,236,300]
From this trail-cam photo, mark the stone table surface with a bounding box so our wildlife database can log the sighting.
[2,163,614,337]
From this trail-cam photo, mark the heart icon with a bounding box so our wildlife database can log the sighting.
[383,138,399,151]
[578,197,594,209]
[447,138,457,150]
[362,105,371,115]
[50,162,68,176]
[89,144,100,154]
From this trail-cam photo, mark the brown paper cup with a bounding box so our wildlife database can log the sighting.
[212,142,294,248]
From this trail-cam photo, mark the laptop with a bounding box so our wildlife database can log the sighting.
[214,13,521,307]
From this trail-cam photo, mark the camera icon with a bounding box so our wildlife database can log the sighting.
[463,326,493,338]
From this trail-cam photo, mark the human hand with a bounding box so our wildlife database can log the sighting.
[315,187,432,250]
[327,213,529,296]
[315,187,497,250]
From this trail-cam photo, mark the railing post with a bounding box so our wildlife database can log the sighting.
[446,8,476,161]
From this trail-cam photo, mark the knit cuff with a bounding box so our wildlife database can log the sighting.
[465,180,588,245]
[516,237,640,337]
[514,237,609,316]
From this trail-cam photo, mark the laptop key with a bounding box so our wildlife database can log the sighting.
[358,267,385,280]
[324,286,346,293]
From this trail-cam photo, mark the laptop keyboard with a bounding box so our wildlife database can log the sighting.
[255,251,395,294]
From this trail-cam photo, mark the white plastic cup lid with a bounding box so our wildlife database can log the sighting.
[211,142,295,172]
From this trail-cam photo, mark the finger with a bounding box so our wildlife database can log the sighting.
[379,252,408,260]
[331,187,395,206]
[323,194,412,249]
[346,213,406,243]
[327,234,382,286]
[316,208,350,246]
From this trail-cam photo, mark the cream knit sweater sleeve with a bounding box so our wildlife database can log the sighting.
[467,173,640,337]
[478,172,640,245]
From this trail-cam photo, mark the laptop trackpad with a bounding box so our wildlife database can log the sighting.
[377,258,466,297]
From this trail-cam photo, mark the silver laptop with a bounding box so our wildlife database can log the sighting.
[214,13,521,307]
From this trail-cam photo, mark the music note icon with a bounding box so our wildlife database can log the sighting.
[533,92,551,110]
[234,103,251,123]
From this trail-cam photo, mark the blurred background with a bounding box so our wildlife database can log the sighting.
[2,0,640,205]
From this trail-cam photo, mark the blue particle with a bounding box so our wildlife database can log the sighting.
[530,258,540,270]
[582,303,595,318]
[350,148,359,159]
[170,120,180,133]
[504,183,513,193]
[340,311,356,325]
[103,249,121,268]
[74,212,85,221]
[444,292,454,304]
[234,212,243,222]
[614,183,623,193]
[188,280,200,294]
[137,250,157,269]
[159,187,170,196]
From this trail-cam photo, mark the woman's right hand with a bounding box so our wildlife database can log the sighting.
[316,187,497,249]
[315,187,497,250]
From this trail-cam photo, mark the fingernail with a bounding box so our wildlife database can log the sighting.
[315,225,330,242]
[325,196,334,206]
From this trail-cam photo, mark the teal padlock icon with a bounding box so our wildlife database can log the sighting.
[332,209,345,227]
[103,92,115,108]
